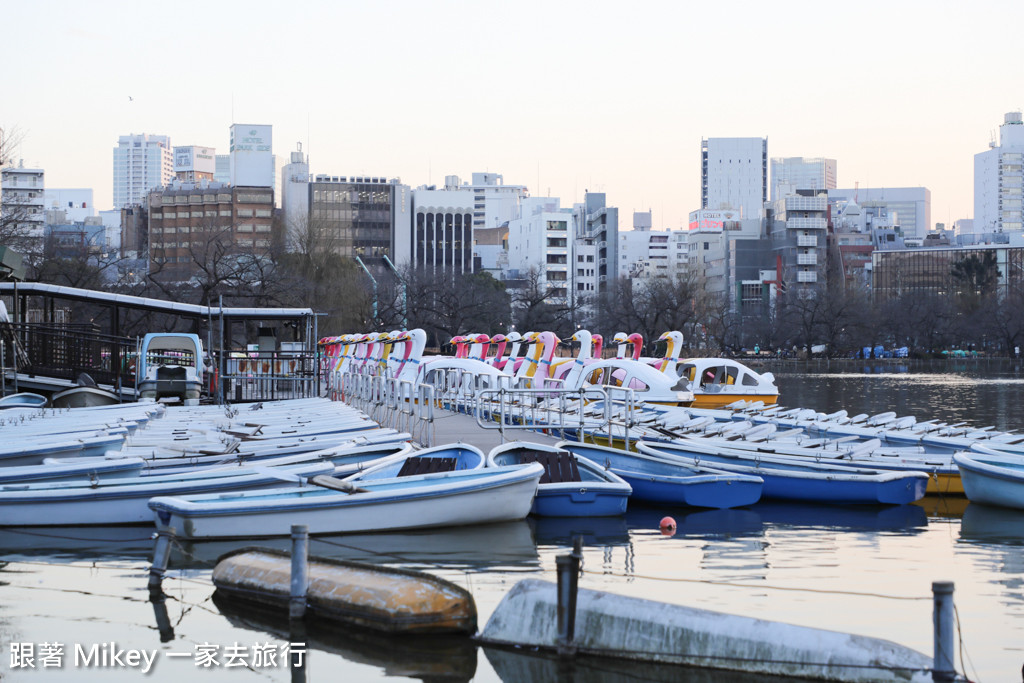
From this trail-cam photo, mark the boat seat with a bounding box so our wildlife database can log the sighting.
[516,450,581,484]
[397,456,459,477]
[156,366,188,381]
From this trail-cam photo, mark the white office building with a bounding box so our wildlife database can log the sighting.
[229,124,274,188]
[701,137,767,219]
[409,187,475,272]
[1,163,45,239]
[43,188,94,223]
[281,144,310,248]
[173,146,216,182]
[112,134,173,208]
[506,197,572,302]
[827,187,931,240]
[975,112,1024,233]
[770,157,837,201]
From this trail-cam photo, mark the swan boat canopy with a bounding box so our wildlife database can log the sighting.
[670,358,779,409]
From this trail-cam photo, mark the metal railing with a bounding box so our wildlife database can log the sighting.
[217,351,320,403]
[474,385,639,447]
[2,322,137,391]
[334,371,436,447]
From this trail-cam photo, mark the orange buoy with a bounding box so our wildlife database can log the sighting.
[659,516,677,536]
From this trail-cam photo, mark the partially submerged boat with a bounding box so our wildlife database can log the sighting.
[212,547,477,634]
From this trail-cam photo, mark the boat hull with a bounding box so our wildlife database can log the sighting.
[150,464,544,539]
[954,452,1024,510]
[530,483,629,517]
[213,548,477,634]
[558,442,762,509]
[640,442,928,505]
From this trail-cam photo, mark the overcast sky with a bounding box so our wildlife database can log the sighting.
[4,0,1022,230]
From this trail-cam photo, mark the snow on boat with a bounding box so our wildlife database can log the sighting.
[637,440,929,505]
[0,460,339,527]
[557,440,763,509]
[212,548,477,634]
[149,460,544,539]
[0,392,47,409]
[487,441,631,517]
[954,446,1024,510]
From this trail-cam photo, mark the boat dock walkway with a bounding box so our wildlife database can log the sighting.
[424,409,565,453]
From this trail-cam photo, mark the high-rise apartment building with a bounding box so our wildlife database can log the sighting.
[975,112,1024,233]
[113,134,173,208]
[770,157,836,202]
[701,137,767,219]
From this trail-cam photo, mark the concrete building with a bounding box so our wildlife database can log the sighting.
[768,191,829,295]
[2,164,46,239]
[770,157,836,202]
[309,175,410,265]
[873,243,1024,299]
[113,134,173,208]
[573,192,618,296]
[507,197,572,302]
[173,146,216,183]
[214,155,230,184]
[701,137,767,219]
[43,189,94,223]
[229,124,273,188]
[147,183,276,281]
[409,185,474,273]
[454,172,529,230]
[827,187,931,240]
[975,112,1024,234]
[280,144,310,248]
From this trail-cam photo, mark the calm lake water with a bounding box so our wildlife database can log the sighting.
[3,362,1024,682]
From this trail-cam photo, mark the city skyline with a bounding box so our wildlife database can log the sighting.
[4,0,1022,231]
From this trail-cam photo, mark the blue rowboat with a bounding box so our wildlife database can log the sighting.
[637,439,928,505]
[556,441,762,509]
[345,443,485,481]
[487,441,631,517]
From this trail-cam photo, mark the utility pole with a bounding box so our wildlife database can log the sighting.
[355,255,378,326]
[382,255,407,328]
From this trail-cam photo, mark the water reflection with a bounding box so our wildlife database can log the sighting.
[752,501,928,533]
[212,592,477,682]
[172,520,539,571]
[960,504,1024,545]
[529,515,630,547]
[483,644,810,683]
[0,525,154,563]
